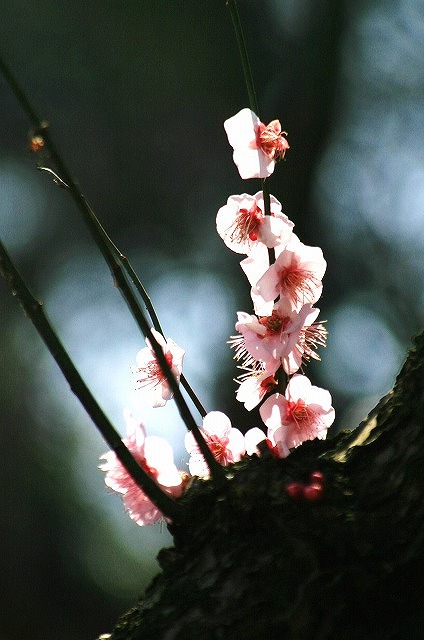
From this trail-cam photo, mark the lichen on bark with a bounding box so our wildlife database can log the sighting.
[104,331,424,640]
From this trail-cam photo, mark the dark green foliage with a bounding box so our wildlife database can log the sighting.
[106,332,424,639]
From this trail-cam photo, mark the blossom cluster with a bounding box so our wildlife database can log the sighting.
[100,108,335,526]
[220,107,334,455]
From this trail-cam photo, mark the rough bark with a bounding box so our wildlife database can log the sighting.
[103,331,424,640]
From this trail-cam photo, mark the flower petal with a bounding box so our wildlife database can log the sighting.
[224,108,276,179]
[227,428,246,461]
[202,411,232,439]
[244,427,267,455]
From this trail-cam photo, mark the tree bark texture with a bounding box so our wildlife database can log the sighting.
[104,331,424,640]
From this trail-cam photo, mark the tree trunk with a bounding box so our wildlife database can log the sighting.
[104,331,424,640]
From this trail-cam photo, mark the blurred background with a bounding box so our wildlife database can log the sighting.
[0,1,423,638]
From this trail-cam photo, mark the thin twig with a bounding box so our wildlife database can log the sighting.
[0,238,182,523]
[0,54,221,482]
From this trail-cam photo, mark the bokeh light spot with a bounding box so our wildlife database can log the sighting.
[321,301,403,397]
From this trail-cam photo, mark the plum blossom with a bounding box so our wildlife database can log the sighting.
[260,375,335,454]
[216,191,294,255]
[185,411,246,477]
[134,329,185,407]
[99,411,184,526]
[253,234,327,312]
[224,108,289,179]
[230,300,327,378]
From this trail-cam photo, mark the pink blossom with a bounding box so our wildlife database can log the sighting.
[254,235,327,311]
[260,375,335,454]
[230,300,326,376]
[224,108,289,179]
[99,411,184,526]
[216,191,294,255]
[185,411,246,477]
[236,365,279,410]
[134,329,185,407]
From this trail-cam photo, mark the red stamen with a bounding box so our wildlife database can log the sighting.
[278,266,319,307]
[258,310,288,335]
[257,119,289,161]
[136,351,174,389]
[260,375,278,394]
[228,203,264,245]
[207,435,229,465]
[287,399,309,429]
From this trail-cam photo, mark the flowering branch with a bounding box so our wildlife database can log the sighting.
[0,237,182,523]
[3,0,329,535]
[0,55,216,474]
[224,2,294,403]
[226,0,273,224]
[2,3,418,636]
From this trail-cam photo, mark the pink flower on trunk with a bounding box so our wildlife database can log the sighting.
[99,411,184,526]
[260,375,335,454]
[185,411,246,477]
[224,108,289,179]
[254,235,327,312]
[244,427,267,455]
[216,191,293,255]
[244,426,289,459]
[134,329,185,408]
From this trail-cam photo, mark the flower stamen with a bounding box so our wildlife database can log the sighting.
[228,203,264,245]
[278,266,320,307]
[228,334,257,369]
[258,310,288,335]
[135,352,173,390]
[292,320,327,369]
[207,435,230,465]
[257,120,289,161]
